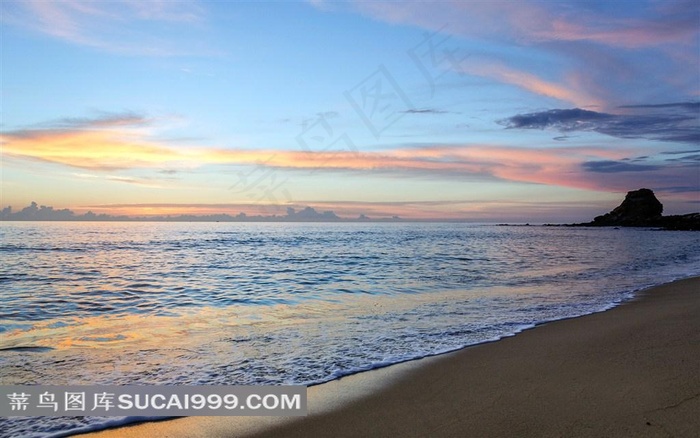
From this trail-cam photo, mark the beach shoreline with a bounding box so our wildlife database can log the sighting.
[76,277,700,438]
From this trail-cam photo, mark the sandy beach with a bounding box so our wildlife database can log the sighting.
[79,277,700,438]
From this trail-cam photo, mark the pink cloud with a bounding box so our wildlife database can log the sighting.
[350,1,698,48]
[458,59,602,107]
[339,1,699,108]
[4,122,686,198]
[2,0,209,56]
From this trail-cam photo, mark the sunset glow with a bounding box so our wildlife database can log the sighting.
[2,1,698,221]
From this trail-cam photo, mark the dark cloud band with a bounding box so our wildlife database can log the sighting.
[500,103,700,144]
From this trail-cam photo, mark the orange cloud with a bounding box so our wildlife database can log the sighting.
[2,130,188,170]
[1,125,648,194]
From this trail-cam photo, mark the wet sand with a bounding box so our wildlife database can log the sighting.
[79,277,700,438]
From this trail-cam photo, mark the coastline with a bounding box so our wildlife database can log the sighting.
[76,277,700,438]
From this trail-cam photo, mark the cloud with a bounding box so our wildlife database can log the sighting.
[401,108,449,115]
[1,0,210,56]
[345,1,699,49]
[71,172,98,179]
[501,103,700,144]
[105,176,164,188]
[11,196,680,222]
[457,59,602,107]
[619,102,700,111]
[1,129,187,171]
[2,112,695,195]
[1,202,77,221]
[1,201,347,221]
[0,122,585,187]
[67,113,150,129]
[660,149,700,155]
[657,186,700,194]
[1,112,195,171]
[582,161,661,173]
[662,151,700,163]
[37,111,151,130]
[502,108,611,130]
[527,2,699,48]
[68,199,608,221]
[327,1,699,109]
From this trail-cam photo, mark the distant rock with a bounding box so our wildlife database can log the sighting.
[577,188,699,231]
[655,213,700,231]
[592,188,662,226]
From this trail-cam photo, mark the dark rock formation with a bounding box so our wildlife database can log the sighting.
[592,188,662,226]
[655,213,700,231]
[577,188,699,231]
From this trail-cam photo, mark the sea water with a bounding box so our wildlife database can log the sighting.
[1,222,699,437]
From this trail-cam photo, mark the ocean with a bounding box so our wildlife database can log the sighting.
[1,222,699,437]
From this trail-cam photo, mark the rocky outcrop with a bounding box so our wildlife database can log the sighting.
[592,188,662,226]
[655,213,700,231]
[578,188,699,231]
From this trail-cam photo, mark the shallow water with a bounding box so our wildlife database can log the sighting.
[1,222,699,437]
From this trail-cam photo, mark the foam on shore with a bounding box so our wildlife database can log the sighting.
[77,277,700,438]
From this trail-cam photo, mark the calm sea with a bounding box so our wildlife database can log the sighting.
[1,222,699,437]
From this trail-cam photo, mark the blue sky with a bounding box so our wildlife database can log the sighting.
[1,0,698,221]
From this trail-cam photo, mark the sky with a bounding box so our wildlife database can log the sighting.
[1,0,699,221]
